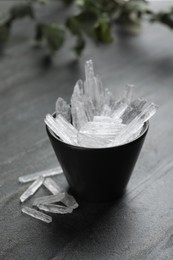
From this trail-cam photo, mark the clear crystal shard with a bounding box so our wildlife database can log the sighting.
[79,121,125,136]
[18,167,62,183]
[84,60,105,115]
[45,114,77,145]
[71,80,89,130]
[61,193,79,209]
[43,177,61,195]
[121,98,147,124]
[22,206,52,223]
[37,204,73,214]
[33,193,65,206]
[108,103,158,147]
[56,97,71,122]
[109,85,134,119]
[20,176,44,203]
[77,132,112,148]
[78,120,126,147]
[93,116,122,124]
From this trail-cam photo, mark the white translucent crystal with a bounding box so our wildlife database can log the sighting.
[61,193,79,209]
[110,85,134,119]
[37,203,73,214]
[84,60,105,115]
[77,119,126,147]
[22,206,52,223]
[79,121,125,136]
[71,80,89,130]
[20,176,44,203]
[108,103,158,147]
[71,61,105,129]
[101,104,112,117]
[43,177,61,195]
[56,97,71,122]
[121,98,147,124]
[93,116,122,124]
[18,166,62,183]
[77,132,113,148]
[33,193,65,206]
[45,114,77,145]
[127,127,143,142]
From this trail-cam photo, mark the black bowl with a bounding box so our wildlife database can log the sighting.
[46,114,149,202]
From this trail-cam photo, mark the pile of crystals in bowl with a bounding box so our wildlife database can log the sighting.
[45,60,158,148]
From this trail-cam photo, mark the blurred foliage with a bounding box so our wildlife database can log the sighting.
[0,0,173,56]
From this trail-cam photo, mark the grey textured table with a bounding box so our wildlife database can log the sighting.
[0,1,173,260]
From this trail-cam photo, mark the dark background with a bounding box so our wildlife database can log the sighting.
[0,1,173,259]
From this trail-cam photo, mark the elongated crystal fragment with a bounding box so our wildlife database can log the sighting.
[56,97,71,122]
[61,193,79,209]
[44,177,61,195]
[77,132,112,148]
[18,166,63,183]
[71,80,89,130]
[22,206,52,223]
[93,116,122,124]
[45,114,77,145]
[80,121,125,135]
[110,85,134,119]
[108,103,158,147]
[78,121,125,146]
[37,203,73,214]
[84,60,105,115]
[20,177,44,203]
[33,193,65,206]
[121,98,147,124]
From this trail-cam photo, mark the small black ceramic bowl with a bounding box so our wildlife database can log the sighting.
[46,114,149,202]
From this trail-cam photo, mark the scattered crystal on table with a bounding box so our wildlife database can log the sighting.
[22,206,52,223]
[44,177,61,195]
[18,167,63,183]
[19,170,79,223]
[36,204,73,214]
[33,193,65,206]
[61,193,79,209]
[20,176,44,203]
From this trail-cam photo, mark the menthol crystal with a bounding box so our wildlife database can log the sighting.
[43,177,61,195]
[20,176,44,203]
[33,193,65,206]
[61,193,79,209]
[44,59,158,148]
[45,114,77,145]
[37,203,73,214]
[56,97,71,122]
[22,206,52,223]
[18,167,62,183]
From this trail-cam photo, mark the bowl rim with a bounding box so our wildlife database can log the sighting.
[46,112,149,151]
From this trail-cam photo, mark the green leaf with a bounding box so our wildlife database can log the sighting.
[94,19,113,43]
[73,36,85,56]
[42,23,65,52]
[10,4,34,21]
[62,0,74,6]
[0,25,10,44]
[35,24,44,43]
[151,9,173,29]
[66,16,81,35]
[121,20,141,34]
